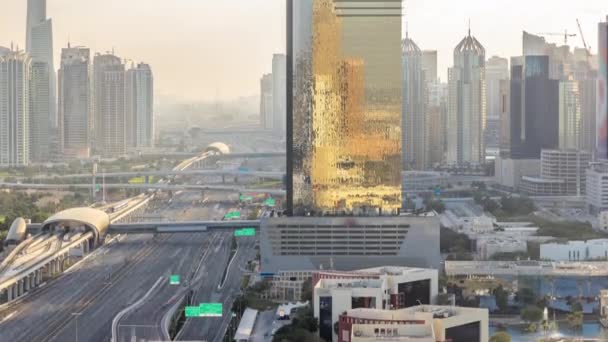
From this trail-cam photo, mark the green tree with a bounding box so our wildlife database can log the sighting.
[426,199,445,213]
[231,295,249,317]
[440,227,472,253]
[521,306,543,323]
[567,311,583,328]
[293,306,318,333]
[493,285,509,311]
[571,301,583,313]
[517,288,537,305]
[490,331,511,342]
[272,326,321,342]
[483,198,500,213]
[300,278,313,302]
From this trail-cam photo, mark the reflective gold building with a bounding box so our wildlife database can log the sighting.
[287,0,403,216]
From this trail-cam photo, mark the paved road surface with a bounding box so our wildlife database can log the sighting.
[177,236,257,342]
[0,190,238,342]
[115,231,231,341]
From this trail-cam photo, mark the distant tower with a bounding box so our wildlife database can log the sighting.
[402,32,428,170]
[93,53,126,156]
[598,16,608,159]
[485,56,509,151]
[126,63,154,149]
[29,60,52,162]
[260,73,273,130]
[510,55,559,159]
[447,27,487,165]
[0,48,31,166]
[26,0,56,134]
[59,45,91,159]
[272,54,286,135]
[559,80,582,149]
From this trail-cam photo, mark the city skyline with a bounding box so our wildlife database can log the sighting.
[1,0,606,102]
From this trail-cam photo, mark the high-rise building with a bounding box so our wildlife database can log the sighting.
[485,56,509,150]
[447,29,486,166]
[126,63,154,149]
[0,48,31,167]
[59,45,90,159]
[427,105,444,166]
[421,50,437,83]
[260,73,273,130]
[426,81,448,166]
[93,53,126,156]
[522,31,569,80]
[29,61,51,162]
[498,80,511,157]
[580,75,597,153]
[522,30,547,56]
[599,16,608,159]
[26,0,56,128]
[510,56,559,159]
[558,81,582,150]
[288,0,403,216]
[402,34,427,170]
[272,54,286,135]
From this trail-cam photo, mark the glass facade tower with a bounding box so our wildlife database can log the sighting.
[598,17,608,159]
[287,0,403,216]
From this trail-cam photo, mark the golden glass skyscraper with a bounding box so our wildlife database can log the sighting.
[287,0,403,216]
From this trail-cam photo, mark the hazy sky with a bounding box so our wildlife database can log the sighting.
[1,0,606,101]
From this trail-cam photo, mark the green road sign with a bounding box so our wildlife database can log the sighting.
[264,198,276,207]
[185,306,200,317]
[199,303,222,317]
[239,195,254,201]
[235,228,256,237]
[224,211,241,219]
[170,275,180,285]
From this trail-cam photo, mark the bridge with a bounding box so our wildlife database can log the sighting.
[0,182,286,196]
[139,151,285,159]
[27,169,284,181]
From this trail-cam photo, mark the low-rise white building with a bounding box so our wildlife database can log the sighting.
[540,239,608,261]
[266,270,311,301]
[587,162,608,214]
[476,237,527,260]
[339,305,489,342]
[313,267,438,342]
[599,211,608,231]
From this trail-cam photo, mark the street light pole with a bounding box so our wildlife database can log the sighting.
[72,312,82,342]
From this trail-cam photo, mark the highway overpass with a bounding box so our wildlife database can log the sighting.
[28,169,284,181]
[25,220,262,235]
[139,151,285,159]
[0,182,286,196]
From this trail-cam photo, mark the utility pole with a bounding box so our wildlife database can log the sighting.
[102,168,106,203]
[72,312,82,342]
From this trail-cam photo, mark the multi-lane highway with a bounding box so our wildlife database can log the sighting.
[114,231,232,341]
[0,190,258,342]
[176,236,257,341]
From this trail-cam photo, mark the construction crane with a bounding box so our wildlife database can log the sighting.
[576,18,592,65]
[536,30,577,45]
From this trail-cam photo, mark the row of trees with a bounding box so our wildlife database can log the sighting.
[0,191,90,250]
